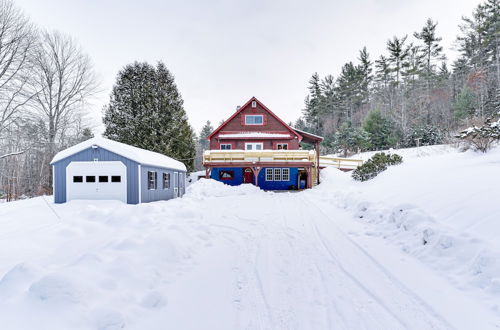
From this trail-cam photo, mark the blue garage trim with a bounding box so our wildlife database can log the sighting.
[52,146,140,204]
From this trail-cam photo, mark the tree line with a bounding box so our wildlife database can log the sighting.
[0,0,98,200]
[0,0,197,201]
[294,0,499,155]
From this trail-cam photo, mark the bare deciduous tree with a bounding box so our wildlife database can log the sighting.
[0,0,37,134]
[30,30,98,147]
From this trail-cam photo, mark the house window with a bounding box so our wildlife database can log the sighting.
[73,176,83,183]
[99,176,108,183]
[276,143,288,150]
[251,101,257,108]
[274,168,282,181]
[220,144,232,150]
[111,176,121,183]
[265,168,273,181]
[163,173,170,189]
[219,170,234,180]
[245,115,263,125]
[147,171,157,190]
[86,176,96,183]
[282,168,290,181]
[245,142,263,150]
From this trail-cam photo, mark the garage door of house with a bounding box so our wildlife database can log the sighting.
[66,161,127,203]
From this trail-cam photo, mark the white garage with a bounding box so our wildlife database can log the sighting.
[66,161,127,203]
[51,137,187,204]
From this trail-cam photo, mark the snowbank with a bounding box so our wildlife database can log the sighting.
[186,178,265,199]
[309,145,500,305]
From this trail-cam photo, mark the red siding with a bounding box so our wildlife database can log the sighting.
[210,100,301,150]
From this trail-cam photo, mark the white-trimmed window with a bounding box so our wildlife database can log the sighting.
[276,143,288,150]
[163,173,170,189]
[147,171,157,190]
[265,168,273,181]
[220,144,232,150]
[274,168,282,181]
[251,100,257,108]
[245,115,263,125]
[245,142,263,150]
[282,168,290,181]
[266,168,290,181]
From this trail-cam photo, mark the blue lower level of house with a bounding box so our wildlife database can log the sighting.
[210,167,304,190]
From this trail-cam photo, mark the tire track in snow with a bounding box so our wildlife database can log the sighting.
[304,194,454,330]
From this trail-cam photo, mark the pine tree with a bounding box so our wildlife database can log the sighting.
[198,121,213,151]
[358,47,373,103]
[103,61,196,170]
[387,35,410,85]
[363,110,399,149]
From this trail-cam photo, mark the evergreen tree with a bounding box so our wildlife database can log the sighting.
[414,19,444,77]
[363,110,399,149]
[103,61,196,170]
[198,121,213,151]
[387,35,410,84]
[358,47,373,103]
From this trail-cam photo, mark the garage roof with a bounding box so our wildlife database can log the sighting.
[50,137,187,171]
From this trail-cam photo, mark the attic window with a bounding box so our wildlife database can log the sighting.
[251,101,257,108]
[245,115,263,125]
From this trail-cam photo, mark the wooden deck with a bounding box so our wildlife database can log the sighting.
[203,150,317,163]
[319,156,363,171]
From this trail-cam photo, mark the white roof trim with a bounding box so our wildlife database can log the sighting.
[50,137,187,171]
[218,132,292,139]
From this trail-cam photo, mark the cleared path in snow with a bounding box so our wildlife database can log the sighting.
[160,192,479,330]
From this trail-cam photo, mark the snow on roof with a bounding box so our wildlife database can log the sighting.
[291,127,324,140]
[50,137,187,171]
[218,132,292,139]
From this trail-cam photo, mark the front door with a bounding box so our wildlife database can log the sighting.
[243,168,253,184]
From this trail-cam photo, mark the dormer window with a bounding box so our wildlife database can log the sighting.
[245,115,263,125]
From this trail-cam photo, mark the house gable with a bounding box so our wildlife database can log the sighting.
[208,97,302,150]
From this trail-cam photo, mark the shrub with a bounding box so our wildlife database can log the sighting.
[456,113,500,152]
[352,152,403,181]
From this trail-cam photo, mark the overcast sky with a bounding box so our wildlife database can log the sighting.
[16,0,482,133]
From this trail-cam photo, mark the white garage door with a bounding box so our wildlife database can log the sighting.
[66,161,127,203]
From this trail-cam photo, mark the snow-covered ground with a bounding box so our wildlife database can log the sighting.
[0,145,499,329]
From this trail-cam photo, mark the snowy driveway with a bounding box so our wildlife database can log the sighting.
[0,177,498,329]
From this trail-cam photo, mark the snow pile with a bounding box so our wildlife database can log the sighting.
[310,146,500,304]
[186,178,265,199]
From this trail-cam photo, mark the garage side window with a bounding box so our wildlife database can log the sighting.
[147,171,157,190]
[73,176,83,183]
[163,173,170,189]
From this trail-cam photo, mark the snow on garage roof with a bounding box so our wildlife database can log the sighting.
[50,137,187,171]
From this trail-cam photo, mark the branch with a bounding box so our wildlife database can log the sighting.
[0,148,29,159]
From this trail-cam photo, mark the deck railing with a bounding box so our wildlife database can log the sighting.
[203,150,363,170]
[319,156,363,170]
[203,150,316,164]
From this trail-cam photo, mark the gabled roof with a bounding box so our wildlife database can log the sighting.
[50,137,187,171]
[207,97,302,141]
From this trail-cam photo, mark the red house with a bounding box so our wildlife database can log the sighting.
[203,97,323,190]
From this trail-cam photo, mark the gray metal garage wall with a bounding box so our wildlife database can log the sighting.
[139,165,186,203]
[52,147,140,204]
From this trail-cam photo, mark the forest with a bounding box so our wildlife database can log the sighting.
[292,0,499,155]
